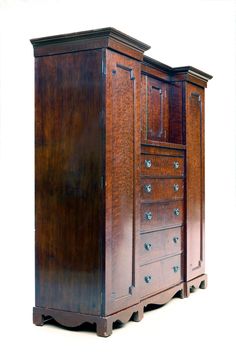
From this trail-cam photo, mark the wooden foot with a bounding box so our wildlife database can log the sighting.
[96,318,113,337]
[179,289,185,299]
[185,274,208,297]
[33,309,44,326]
[132,307,144,322]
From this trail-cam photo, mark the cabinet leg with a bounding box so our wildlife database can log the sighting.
[132,307,144,322]
[96,318,113,337]
[179,289,185,299]
[200,278,207,289]
[33,311,44,326]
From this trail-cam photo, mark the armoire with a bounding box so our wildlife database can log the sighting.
[31,27,212,337]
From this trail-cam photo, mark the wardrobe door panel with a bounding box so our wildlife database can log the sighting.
[105,50,140,314]
[185,83,205,280]
[141,76,169,142]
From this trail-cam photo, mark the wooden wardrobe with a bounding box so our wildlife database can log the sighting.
[31,27,212,336]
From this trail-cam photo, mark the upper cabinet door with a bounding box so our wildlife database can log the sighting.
[105,50,141,315]
[141,75,170,143]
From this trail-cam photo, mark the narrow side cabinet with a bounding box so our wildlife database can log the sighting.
[31,28,212,337]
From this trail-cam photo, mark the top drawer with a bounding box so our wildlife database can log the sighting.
[141,154,184,177]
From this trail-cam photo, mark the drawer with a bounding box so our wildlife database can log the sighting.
[141,154,184,177]
[141,200,184,232]
[140,255,182,298]
[141,178,184,202]
[140,227,183,265]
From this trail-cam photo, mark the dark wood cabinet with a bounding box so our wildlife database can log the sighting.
[31,28,212,337]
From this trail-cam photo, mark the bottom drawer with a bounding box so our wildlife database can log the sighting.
[140,255,182,298]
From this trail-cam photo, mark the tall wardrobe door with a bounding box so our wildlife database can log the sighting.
[185,83,205,280]
[105,50,140,315]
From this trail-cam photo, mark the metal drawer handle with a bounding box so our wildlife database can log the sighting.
[144,242,152,251]
[174,161,179,169]
[145,211,152,220]
[144,275,152,283]
[174,208,180,216]
[173,236,179,243]
[173,266,179,273]
[173,184,179,192]
[144,184,152,193]
[145,160,152,168]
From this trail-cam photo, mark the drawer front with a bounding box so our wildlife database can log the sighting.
[140,227,183,265]
[141,200,184,232]
[140,255,182,297]
[141,178,184,202]
[141,154,184,177]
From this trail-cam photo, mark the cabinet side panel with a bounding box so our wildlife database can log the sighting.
[35,50,104,315]
[105,50,140,314]
[185,83,205,280]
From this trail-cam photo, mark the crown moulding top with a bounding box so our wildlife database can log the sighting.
[143,55,213,84]
[30,27,151,60]
[30,28,212,84]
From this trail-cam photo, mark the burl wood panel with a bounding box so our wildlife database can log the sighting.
[141,200,184,232]
[105,49,140,314]
[140,227,183,265]
[185,83,205,280]
[35,50,104,315]
[141,178,184,202]
[140,255,182,297]
[169,81,185,144]
[141,75,170,142]
[141,154,184,177]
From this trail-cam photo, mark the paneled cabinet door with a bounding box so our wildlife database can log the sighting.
[105,50,141,315]
[185,83,205,280]
[141,75,170,142]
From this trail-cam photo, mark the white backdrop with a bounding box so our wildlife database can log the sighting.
[0,0,236,352]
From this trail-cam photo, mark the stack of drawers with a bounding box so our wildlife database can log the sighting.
[140,146,185,298]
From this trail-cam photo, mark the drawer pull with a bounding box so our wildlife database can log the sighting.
[145,159,152,168]
[173,184,179,192]
[144,184,152,193]
[173,265,180,273]
[144,275,152,283]
[173,236,179,243]
[144,242,152,251]
[174,208,180,216]
[144,211,152,221]
[174,161,179,169]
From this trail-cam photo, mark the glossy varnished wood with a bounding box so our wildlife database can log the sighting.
[140,255,183,298]
[32,27,212,336]
[141,178,184,202]
[141,154,185,177]
[185,83,205,280]
[141,75,170,142]
[141,200,184,232]
[105,49,141,314]
[35,50,104,315]
[140,227,183,265]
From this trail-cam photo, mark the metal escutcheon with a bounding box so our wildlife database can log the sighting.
[174,161,179,169]
[145,160,152,168]
[144,275,152,283]
[145,211,152,220]
[173,236,179,243]
[144,184,152,193]
[173,184,179,192]
[173,266,179,273]
[144,243,152,251]
[174,208,180,216]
